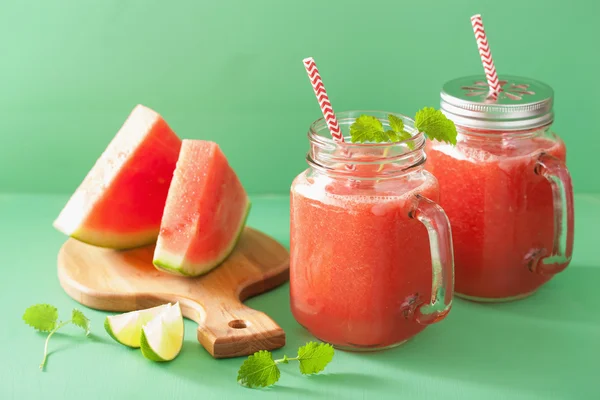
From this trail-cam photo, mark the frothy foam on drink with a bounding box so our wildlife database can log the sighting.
[433,144,494,163]
[433,138,563,166]
[293,171,436,211]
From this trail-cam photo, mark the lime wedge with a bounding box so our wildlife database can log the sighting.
[104,304,169,348]
[140,302,184,362]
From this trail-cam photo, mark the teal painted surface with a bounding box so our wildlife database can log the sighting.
[0,0,598,194]
[2,194,599,399]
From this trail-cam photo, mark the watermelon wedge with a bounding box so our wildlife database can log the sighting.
[153,140,250,276]
[53,105,182,249]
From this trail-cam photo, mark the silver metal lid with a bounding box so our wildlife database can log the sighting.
[440,75,554,130]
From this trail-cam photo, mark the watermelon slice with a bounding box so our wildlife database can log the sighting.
[53,105,182,249]
[153,140,250,276]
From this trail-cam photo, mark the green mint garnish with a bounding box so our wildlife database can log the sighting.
[23,304,91,370]
[296,341,335,374]
[237,342,334,388]
[350,114,411,144]
[349,107,457,145]
[414,107,457,145]
[71,309,91,334]
[387,114,408,141]
[237,350,281,388]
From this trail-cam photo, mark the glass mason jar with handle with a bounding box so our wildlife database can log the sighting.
[290,111,454,350]
[426,76,574,302]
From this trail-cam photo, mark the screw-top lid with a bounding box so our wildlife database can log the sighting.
[440,75,554,131]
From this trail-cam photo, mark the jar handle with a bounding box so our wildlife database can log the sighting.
[410,194,455,325]
[529,153,575,275]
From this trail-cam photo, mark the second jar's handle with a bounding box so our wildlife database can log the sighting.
[410,194,454,325]
[530,153,575,275]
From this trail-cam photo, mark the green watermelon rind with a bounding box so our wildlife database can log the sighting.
[153,200,251,277]
[68,228,159,250]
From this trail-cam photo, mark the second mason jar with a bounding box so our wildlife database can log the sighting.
[290,111,454,350]
[426,76,574,302]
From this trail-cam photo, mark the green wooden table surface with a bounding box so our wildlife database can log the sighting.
[1,193,598,400]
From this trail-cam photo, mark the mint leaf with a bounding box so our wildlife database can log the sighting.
[388,114,405,133]
[388,114,413,146]
[385,130,400,142]
[71,309,90,335]
[415,107,457,145]
[23,304,93,370]
[397,131,412,141]
[237,350,280,388]
[23,304,58,332]
[349,114,415,146]
[297,342,334,374]
[350,115,386,143]
[237,342,336,388]
[349,108,457,146]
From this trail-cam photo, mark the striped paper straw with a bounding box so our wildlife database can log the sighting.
[303,57,344,142]
[471,14,501,94]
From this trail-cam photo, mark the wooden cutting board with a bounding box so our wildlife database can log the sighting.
[57,227,289,359]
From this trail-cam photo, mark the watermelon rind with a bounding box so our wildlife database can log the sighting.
[66,228,159,250]
[153,201,251,277]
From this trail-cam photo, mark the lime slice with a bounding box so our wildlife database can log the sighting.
[104,304,169,348]
[140,302,184,362]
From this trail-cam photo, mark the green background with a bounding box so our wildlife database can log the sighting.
[0,0,598,195]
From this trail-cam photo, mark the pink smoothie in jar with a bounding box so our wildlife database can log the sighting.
[425,76,574,302]
[290,111,454,350]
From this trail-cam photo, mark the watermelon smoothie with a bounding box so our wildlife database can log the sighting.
[290,112,454,350]
[426,132,567,300]
[430,75,575,301]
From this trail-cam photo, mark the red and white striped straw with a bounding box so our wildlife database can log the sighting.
[471,14,501,94]
[303,57,344,142]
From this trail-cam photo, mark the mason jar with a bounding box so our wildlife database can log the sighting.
[290,111,454,350]
[426,76,574,302]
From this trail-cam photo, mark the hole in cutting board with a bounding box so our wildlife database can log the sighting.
[229,320,248,329]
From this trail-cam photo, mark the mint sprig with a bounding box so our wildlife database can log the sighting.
[23,304,91,370]
[349,108,457,145]
[350,114,411,144]
[237,342,334,388]
[415,107,457,145]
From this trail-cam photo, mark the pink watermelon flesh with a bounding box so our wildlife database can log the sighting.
[153,140,250,276]
[53,105,182,249]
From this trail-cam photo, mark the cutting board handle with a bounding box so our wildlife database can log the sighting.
[186,295,285,358]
